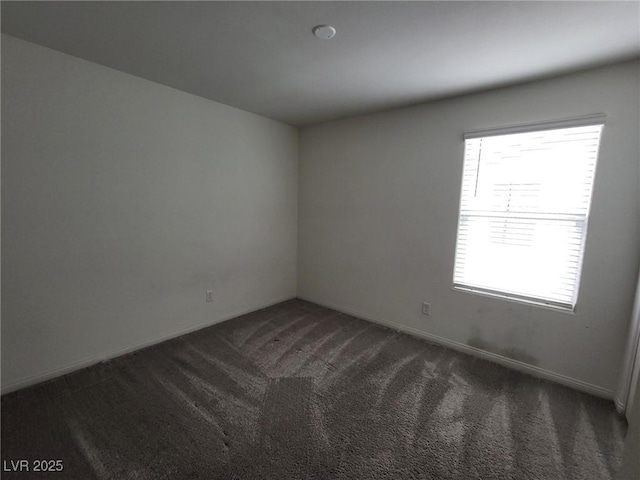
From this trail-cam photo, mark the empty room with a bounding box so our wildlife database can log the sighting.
[2,1,640,479]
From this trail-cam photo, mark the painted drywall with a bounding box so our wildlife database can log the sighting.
[1,35,298,392]
[298,60,640,393]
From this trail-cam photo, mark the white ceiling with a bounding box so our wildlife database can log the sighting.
[2,1,639,126]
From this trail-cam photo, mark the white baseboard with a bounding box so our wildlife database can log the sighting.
[1,295,296,396]
[299,295,614,400]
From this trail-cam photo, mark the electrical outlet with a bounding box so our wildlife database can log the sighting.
[206,290,214,303]
[421,302,431,316]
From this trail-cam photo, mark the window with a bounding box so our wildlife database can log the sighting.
[453,116,605,311]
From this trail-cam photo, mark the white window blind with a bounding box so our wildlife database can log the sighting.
[453,120,604,310]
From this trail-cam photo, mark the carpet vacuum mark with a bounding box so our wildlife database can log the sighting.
[1,300,627,479]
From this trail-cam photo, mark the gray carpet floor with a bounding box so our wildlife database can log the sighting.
[1,299,627,479]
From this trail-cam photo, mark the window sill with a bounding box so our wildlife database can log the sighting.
[452,285,576,315]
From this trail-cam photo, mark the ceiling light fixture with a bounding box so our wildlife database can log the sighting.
[312,25,336,39]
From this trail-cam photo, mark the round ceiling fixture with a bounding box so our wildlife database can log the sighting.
[312,25,336,39]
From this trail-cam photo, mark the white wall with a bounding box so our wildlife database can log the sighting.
[298,60,640,394]
[1,35,298,392]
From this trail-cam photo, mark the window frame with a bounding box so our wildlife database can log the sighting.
[452,114,606,312]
